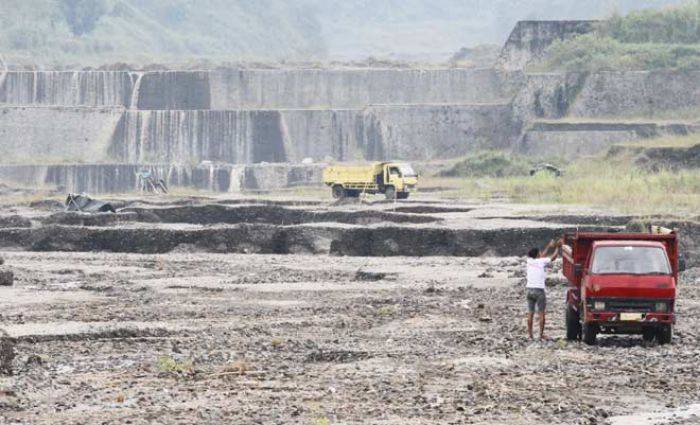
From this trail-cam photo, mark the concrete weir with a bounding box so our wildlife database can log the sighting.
[0,163,325,193]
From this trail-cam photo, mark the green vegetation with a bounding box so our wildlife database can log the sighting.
[156,356,194,375]
[537,2,700,72]
[425,156,700,214]
[437,151,540,178]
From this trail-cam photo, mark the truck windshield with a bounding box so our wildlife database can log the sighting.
[398,164,417,177]
[591,246,671,275]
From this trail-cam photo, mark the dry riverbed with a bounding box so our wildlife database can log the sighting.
[0,196,698,424]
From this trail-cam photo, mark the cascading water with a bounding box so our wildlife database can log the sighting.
[0,55,7,96]
[228,166,244,192]
[129,72,143,110]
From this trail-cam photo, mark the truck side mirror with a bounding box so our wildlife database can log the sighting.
[678,256,686,273]
[574,264,583,277]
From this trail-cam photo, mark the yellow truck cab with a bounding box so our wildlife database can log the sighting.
[323,162,418,199]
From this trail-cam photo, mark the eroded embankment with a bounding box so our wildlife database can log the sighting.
[0,223,598,256]
[7,201,699,261]
[40,205,440,226]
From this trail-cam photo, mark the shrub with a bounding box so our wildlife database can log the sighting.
[438,151,535,178]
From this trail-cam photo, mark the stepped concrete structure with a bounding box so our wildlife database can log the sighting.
[1,20,699,193]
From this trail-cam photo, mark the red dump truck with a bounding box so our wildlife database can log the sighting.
[562,229,683,345]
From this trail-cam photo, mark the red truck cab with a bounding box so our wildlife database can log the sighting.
[562,231,682,345]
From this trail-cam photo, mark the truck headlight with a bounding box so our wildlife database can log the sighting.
[655,302,668,312]
[593,301,606,311]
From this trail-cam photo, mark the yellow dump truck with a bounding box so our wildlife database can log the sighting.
[323,162,418,199]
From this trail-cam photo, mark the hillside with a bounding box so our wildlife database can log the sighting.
[0,0,327,66]
[535,2,700,71]
[0,0,687,66]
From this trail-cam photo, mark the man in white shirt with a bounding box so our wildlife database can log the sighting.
[526,238,562,340]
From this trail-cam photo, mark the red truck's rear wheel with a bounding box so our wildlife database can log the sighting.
[565,306,581,341]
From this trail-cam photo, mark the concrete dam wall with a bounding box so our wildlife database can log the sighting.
[0,68,520,195]
[111,105,516,164]
[0,68,517,109]
[0,71,136,107]
[3,19,700,194]
[0,104,515,166]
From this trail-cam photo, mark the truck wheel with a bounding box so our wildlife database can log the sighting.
[657,324,673,345]
[397,192,409,199]
[385,186,396,200]
[332,185,345,199]
[642,328,656,342]
[565,305,581,341]
[582,323,597,345]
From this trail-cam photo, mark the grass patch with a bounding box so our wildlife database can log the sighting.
[156,356,194,375]
[534,33,700,72]
[426,156,700,215]
[376,305,396,317]
[615,134,700,148]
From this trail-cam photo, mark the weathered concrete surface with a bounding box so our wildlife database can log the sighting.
[516,71,700,120]
[512,72,588,121]
[569,71,700,118]
[497,20,599,71]
[0,69,517,109]
[110,105,517,164]
[0,104,517,166]
[0,106,122,164]
[0,71,134,107]
[207,68,518,109]
[520,121,696,159]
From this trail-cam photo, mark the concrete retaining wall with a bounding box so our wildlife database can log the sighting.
[0,163,325,194]
[520,122,695,159]
[516,71,700,120]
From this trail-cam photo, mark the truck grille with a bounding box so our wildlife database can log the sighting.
[604,299,656,312]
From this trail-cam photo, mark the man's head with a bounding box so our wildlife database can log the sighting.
[528,248,540,259]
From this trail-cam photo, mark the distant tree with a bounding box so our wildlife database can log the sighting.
[59,0,108,36]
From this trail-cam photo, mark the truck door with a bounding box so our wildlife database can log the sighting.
[387,166,401,188]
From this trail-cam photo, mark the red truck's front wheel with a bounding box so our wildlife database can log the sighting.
[657,324,673,345]
[582,323,598,345]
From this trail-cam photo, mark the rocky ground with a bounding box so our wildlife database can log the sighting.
[0,194,699,424]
